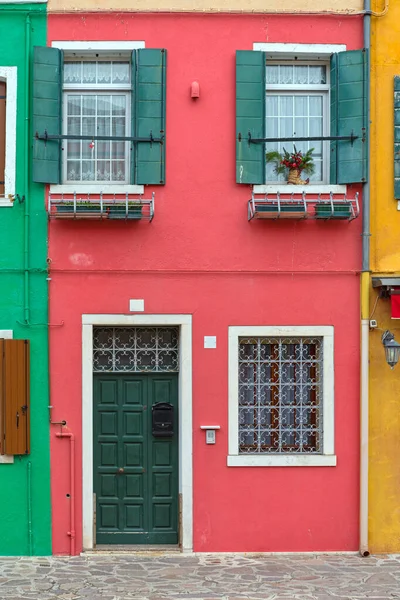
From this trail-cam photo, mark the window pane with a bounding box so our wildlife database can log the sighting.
[67,96,81,116]
[238,337,323,454]
[266,93,325,183]
[97,62,111,84]
[279,65,293,84]
[266,65,279,84]
[309,96,323,116]
[82,161,95,181]
[309,65,326,84]
[82,95,96,115]
[65,93,128,184]
[112,62,130,84]
[82,62,96,84]
[294,65,308,85]
[64,62,81,84]
[294,96,307,116]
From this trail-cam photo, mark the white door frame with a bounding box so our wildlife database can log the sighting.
[82,314,193,551]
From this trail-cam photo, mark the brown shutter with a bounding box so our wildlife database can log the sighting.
[0,81,6,196]
[0,339,30,455]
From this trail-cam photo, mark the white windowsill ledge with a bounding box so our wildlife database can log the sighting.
[50,185,145,195]
[253,185,347,195]
[0,199,14,207]
[0,455,14,464]
[227,454,337,467]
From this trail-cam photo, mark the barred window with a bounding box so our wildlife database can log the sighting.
[238,337,323,454]
[93,327,179,373]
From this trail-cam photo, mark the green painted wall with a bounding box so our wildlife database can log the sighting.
[0,4,51,555]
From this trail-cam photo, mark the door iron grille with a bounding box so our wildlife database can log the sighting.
[238,337,323,454]
[93,327,179,373]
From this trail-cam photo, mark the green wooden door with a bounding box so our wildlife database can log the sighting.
[93,373,179,545]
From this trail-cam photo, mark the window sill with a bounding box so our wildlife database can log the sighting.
[50,184,145,195]
[0,455,14,464]
[0,199,14,208]
[227,454,337,467]
[253,185,347,195]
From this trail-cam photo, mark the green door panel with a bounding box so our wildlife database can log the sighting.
[93,373,178,545]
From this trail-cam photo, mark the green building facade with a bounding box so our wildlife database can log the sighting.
[0,3,51,555]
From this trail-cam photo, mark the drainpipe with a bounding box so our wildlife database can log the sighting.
[27,461,33,555]
[24,14,31,324]
[56,432,76,556]
[360,0,371,557]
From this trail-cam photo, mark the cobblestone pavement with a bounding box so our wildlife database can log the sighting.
[0,552,399,600]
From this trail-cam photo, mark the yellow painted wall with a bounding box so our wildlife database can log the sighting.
[47,0,363,14]
[369,0,400,553]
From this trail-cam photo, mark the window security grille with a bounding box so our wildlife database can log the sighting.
[93,327,179,373]
[238,337,323,454]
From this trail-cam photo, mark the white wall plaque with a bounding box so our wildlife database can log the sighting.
[204,336,216,349]
[129,299,144,312]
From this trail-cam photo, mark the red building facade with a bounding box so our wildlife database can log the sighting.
[44,13,365,554]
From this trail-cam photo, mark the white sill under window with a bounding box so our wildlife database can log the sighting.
[253,184,347,195]
[50,184,145,195]
[0,197,14,207]
[227,454,337,467]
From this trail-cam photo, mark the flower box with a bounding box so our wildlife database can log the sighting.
[56,204,102,215]
[315,202,352,220]
[108,205,143,220]
[255,204,306,219]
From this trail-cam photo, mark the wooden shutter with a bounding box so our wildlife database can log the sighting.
[0,81,5,196]
[394,77,400,199]
[132,49,166,185]
[330,49,368,184]
[236,50,266,185]
[0,339,30,455]
[32,46,63,184]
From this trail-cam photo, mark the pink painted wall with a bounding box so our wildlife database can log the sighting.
[48,13,363,554]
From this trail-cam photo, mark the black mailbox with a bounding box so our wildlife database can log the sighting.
[152,402,174,437]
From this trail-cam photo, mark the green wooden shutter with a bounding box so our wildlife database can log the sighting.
[394,77,400,198]
[236,50,266,185]
[132,49,166,185]
[330,49,368,184]
[32,46,62,184]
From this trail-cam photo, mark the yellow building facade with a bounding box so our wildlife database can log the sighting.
[369,0,400,553]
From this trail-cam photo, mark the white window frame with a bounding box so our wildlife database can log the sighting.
[227,325,336,467]
[0,330,14,464]
[265,60,330,185]
[0,67,17,207]
[253,43,347,195]
[50,41,145,195]
[62,88,131,186]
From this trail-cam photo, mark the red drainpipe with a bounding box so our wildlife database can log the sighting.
[56,432,76,556]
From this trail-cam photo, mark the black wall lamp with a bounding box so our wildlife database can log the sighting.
[382,330,400,369]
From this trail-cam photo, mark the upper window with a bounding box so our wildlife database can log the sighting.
[235,46,368,188]
[265,62,329,184]
[32,46,166,189]
[63,60,131,185]
[228,326,335,467]
[0,67,16,206]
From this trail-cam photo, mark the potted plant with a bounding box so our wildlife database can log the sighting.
[108,201,143,220]
[266,146,315,185]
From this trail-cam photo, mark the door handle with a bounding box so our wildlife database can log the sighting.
[117,468,124,474]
